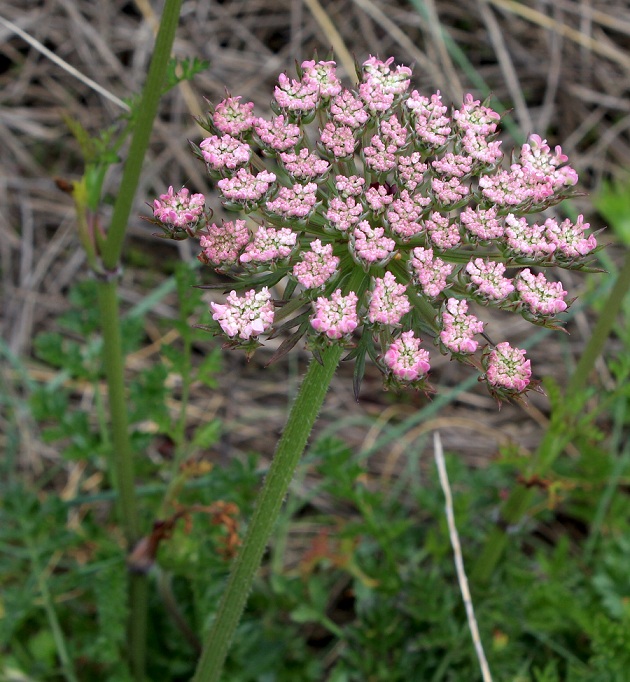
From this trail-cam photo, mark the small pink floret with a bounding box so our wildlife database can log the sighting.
[383,330,430,381]
[486,342,531,392]
[199,219,250,266]
[311,289,359,339]
[367,271,410,326]
[440,298,484,354]
[516,269,568,316]
[200,134,251,171]
[211,287,275,340]
[153,186,205,228]
[292,240,339,289]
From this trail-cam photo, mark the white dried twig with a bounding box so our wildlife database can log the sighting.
[434,431,493,682]
[0,14,130,111]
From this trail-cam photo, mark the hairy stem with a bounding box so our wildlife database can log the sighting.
[192,343,343,682]
[100,0,183,270]
[94,2,183,678]
[97,280,141,540]
[97,280,147,677]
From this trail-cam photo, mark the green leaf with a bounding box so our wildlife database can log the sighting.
[164,56,210,93]
[290,604,320,624]
[197,349,221,388]
[120,316,146,356]
[191,420,221,449]
[175,261,203,320]
[34,332,83,374]
[161,342,186,374]
[60,280,102,335]
[593,179,630,246]
[129,363,170,431]
[29,385,69,422]
[27,629,57,667]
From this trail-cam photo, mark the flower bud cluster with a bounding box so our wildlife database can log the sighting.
[153,55,599,402]
[153,186,206,239]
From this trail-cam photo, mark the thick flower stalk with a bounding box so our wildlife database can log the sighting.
[154,55,599,402]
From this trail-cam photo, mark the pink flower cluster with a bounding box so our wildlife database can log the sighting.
[152,55,599,400]
[210,288,275,340]
[153,186,205,232]
[311,290,359,339]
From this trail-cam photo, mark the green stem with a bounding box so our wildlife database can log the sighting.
[473,249,630,583]
[175,332,193,453]
[129,573,149,678]
[97,280,140,541]
[192,343,344,682]
[100,0,183,270]
[159,329,193,517]
[566,249,630,395]
[157,569,202,653]
[92,3,182,678]
[97,280,147,678]
[26,538,79,682]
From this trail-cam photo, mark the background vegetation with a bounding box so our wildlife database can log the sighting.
[1,0,630,679]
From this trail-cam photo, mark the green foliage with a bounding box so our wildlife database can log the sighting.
[593,178,630,246]
[63,60,208,217]
[586,612,630,679]
[63,115,118,165]
[8,362,630,680]
[26,267,221,469]
[164,56,209,92]
[63,115,128,212]
[0,482,132,680]
[7,253,630,680]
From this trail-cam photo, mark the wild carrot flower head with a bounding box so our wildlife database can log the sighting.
[153,55,600,401]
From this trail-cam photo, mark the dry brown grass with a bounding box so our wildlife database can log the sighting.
[1,0,627,479]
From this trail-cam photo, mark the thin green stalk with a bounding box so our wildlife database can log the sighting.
[91,3,182,678]
[192,343,344,682]
[173,328,193,457]
[566,250,630,396]
[100,0,183,270]
[129,572,150,678]
[94,368,111,449]
[97,280,147,678]
[26,539,79,682]
[157,569,202,653]
[473,249,630,583]
[97,280,141,541]
[159,329,193,517]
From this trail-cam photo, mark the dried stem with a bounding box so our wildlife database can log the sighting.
[434,432,493,682]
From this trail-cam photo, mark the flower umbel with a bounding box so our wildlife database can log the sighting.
[483,342,532,401]
[154,55,599,400]
[210,288,275,341]
[153,186,205,238]
[383,330,431,383]
[311,289,359,339]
